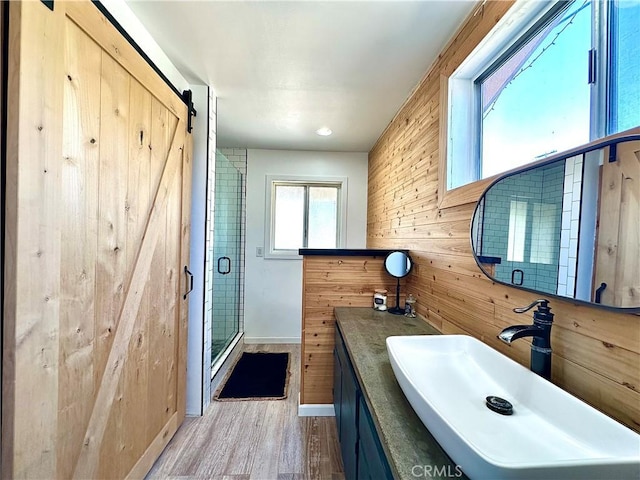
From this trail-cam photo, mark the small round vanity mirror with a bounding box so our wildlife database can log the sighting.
[384,251,413,315]
[384,251,412,278]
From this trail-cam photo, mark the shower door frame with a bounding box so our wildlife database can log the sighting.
[208,151,244,375]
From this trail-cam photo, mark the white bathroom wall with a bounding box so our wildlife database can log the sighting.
[244,149,369,343]
[101,0,189,93]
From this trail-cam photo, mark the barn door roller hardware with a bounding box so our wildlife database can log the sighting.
[41,0,54,10]
[182,89,197,133]
[608,143,617,163]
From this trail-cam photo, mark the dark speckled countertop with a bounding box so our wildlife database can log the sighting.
[334,307,467,480]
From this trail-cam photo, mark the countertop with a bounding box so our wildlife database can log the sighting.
[334,307,466,480]
[299,248,404,256]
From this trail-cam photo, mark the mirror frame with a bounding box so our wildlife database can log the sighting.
[471,133,640,313]
[384,251,413,278]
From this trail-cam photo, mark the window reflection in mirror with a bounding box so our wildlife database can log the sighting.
[472,135,640,310]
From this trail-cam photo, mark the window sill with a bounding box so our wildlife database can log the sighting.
[437,116,640,211]
[437,178,494,209]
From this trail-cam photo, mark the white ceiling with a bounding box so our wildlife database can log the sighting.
[126,0,477,152]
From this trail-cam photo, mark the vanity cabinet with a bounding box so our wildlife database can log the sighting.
[334,325,393,480]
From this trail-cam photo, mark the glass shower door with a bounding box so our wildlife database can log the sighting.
[211,151,242,364]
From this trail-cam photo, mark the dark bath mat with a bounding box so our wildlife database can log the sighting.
[214,352,290,401]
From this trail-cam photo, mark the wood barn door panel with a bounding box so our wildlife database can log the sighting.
[58,18,102,480]
[595,141,640,307]
[121,77,153,474]
[3,3,66,478]
[3,1,191,478]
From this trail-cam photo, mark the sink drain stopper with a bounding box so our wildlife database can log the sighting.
[486,396,514,415]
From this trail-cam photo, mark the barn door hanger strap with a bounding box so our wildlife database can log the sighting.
[608,144,617,163]
[182,90,197,133]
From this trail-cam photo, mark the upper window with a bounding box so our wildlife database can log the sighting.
[609,0,640,134]
[265,176,347,259]
[447,0,640,190]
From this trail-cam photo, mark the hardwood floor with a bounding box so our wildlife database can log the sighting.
[146,344,345,480]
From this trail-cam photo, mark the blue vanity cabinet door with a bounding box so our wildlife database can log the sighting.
[333,345,343,437]
[335,326,358,480]
[357,396,393,480]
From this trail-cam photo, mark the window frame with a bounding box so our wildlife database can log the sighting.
[439,1,556,209]
[264,175,348,260]
[473,1,583,178]
[440,0,635,209]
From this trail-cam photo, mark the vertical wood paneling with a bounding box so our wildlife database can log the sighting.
[177,120,193,423]
[4,3,65,477]
[3,4,18,474]
[121,78,153,472]
[3,2,192,478]
[594,141,640,307]
[367,0,640,432]
[300,256,401,404]
[58,20,101,480]
[146,99,173,443]
[95,51,131,480]
[164,149,182,422]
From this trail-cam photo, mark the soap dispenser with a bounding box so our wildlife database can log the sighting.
[404,294,416,317]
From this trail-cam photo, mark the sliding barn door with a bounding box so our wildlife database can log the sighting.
[3,1,192,478]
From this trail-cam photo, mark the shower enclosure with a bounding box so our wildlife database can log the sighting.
[210,151,243,366]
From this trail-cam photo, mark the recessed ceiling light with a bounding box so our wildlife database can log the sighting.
[316,127,332,136]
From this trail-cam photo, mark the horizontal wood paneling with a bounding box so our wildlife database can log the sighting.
[367,0,640,432]
[300,256,402,404]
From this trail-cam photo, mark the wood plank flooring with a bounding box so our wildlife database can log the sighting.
[146,344,345,480]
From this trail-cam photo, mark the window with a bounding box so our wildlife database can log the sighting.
[447,0,640,190]
[609,0,640,134]
[479,2,591,179]
[507,200,527,263]
[529,202,559,265]
[507,200,560,265]
[265,176,347,259]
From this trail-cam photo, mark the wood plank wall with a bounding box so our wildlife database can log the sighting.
[367,0,640,432]
[300,255,402,404]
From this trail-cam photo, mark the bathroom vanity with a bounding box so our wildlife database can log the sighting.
[333,307,466,480]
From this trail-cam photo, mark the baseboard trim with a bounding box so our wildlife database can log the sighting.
[243,336,301,344]
[297,394,335,417]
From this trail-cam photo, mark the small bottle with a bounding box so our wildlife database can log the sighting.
[404,293,416,317]
[373,289,388,311]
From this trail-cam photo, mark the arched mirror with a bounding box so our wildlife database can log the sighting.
[384,251,413,315]
[471,134,640,312]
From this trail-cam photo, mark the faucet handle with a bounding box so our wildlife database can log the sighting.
[513,299,549,314]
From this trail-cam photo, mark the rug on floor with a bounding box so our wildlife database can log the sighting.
[214,351,290,401]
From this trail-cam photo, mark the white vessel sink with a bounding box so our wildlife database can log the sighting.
[386,334,640,480]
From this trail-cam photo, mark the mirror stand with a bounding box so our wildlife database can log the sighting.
[384,251,413,315]
[388,277,404,315]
